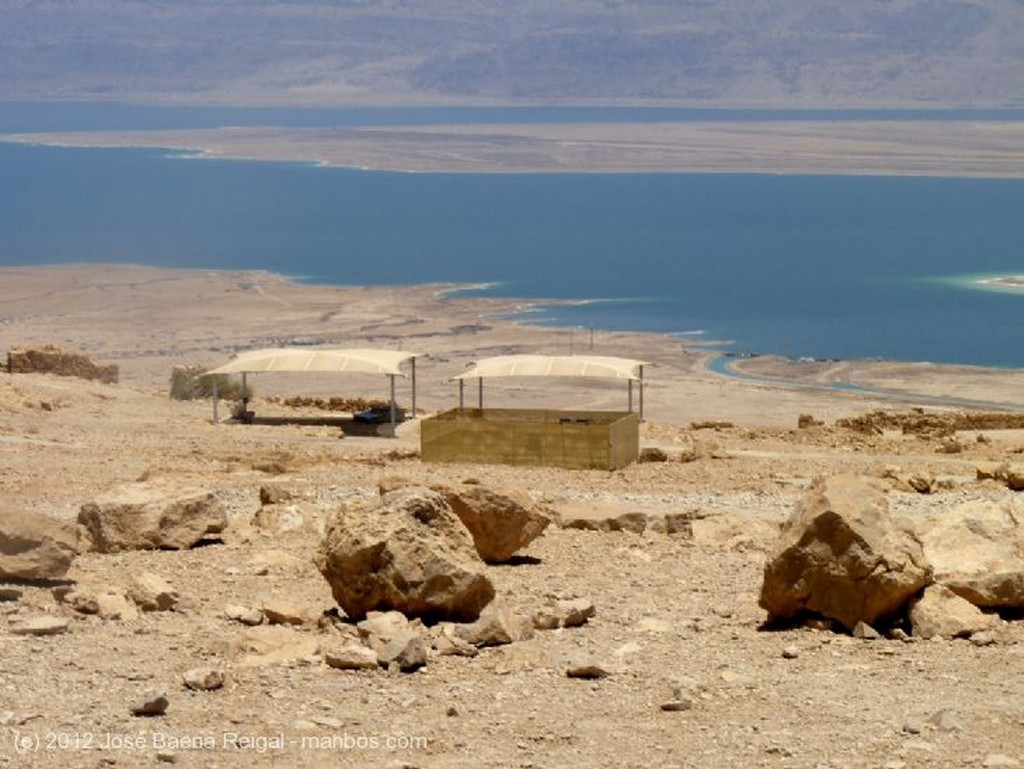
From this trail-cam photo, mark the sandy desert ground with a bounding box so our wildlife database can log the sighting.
[3,264,1024,769]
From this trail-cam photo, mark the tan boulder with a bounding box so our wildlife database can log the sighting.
[357,611,427,671]
[437,484,551,563]
[759,475,932,631]
[232,626,320,667]
[317,488,494,622]
[455,604,535,647]
[128,572,178,612]
[0,507,78,581]
[910,584,999,639]
[78,483,226,552]
[252,501,325,538]
[907,498,1024,608]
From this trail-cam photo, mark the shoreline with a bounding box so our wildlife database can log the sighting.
[7,118,1024,176]
[2,263,1024,426]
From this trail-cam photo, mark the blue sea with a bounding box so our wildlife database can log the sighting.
[1,103,1023,367]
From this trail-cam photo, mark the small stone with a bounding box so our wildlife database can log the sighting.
[781,645,800,659]
[261,599,313,626]
[324,642,379,671]
[156,751,178,764]
[96,591,139,621]
[853,621,881,640]
[983,755,1021,768]
[557,598,596,628]
[9,616,70,636]
[929,709,965,733]
[182,667,225,691]
[225,604,264,626]
[446,705,459,717]
[131,690,169,717]
[129,572,179,612]
[312,716,344,729]
[902,719,924,735]
[565,660,611,679]
[660,700,693,712]
[0,586,24,602]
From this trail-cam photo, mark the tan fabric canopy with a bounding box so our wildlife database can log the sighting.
[206,347,420,377]
[453,354,648,382]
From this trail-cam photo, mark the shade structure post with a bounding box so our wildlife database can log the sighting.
[459,379,465,411]
[212,376,219,424]
[638,365,644,422]
[478,377,483,409]
[389,374,397,434]
[628,379,633,413]
[410,357,417,417]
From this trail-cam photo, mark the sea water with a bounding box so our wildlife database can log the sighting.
[1,108,1022,368]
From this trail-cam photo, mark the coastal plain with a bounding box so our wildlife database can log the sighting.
[9,119,1024,176]
[2,264,1024,768]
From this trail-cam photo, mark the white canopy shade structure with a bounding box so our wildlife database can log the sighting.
[453,354,650,418]
[203,347,423,429]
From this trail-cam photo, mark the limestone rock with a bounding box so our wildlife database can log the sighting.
[437,484,551,563]
[131,690,169,717]
[9,616,70,636]
[259,485,294,506]
[606,512,648,534]
[455,604,535,647]
[1006,467,1024,492]
[182,667,225,691]
[909,498,1024,608]
[910,584,999,639]
[260,597,319,626]
[253,501,324,538]
[0,506,78,581]
[78,483,227,552]
[357,611,427,671]
[233,626,320,667]
[639,447,669,463]
[565,659,612,679]
[224,604,264,626]
[317,488,494,622]
[323,641,379,671]
[759,475,932,631]
[533,598,595,630]
[431,625,480,657]
[129,572,178,612]
[97,591,140,621]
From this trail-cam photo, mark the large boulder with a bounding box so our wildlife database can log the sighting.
[906,498,1024,608]
[78,483,227,552]
[0,507,78,581]
[760,475,932,631]
[437,485,551,563]
[317,487,494,622]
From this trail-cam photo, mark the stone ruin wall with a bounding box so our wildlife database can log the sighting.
[6,345,119,384]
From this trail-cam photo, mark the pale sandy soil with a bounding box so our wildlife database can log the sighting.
[3,265,1024,769]
[8,120,1024,176]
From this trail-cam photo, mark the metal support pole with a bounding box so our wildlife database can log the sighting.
[212,377,219,424]
[389,374,397,435]
[459,379,465,411]
[628,379,633,413]
[638,365,644,422]
[410,357,417,417]
[478,377,483,409]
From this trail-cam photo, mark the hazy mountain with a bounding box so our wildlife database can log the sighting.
[2,0,1022,107]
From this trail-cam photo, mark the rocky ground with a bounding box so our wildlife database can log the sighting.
[3,265,1024,769]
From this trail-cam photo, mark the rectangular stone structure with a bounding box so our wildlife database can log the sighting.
[421,408,639,470]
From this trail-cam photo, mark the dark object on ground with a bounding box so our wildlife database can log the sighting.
[354,406,406,424]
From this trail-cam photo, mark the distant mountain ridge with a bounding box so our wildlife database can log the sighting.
[2,0,1022,107]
